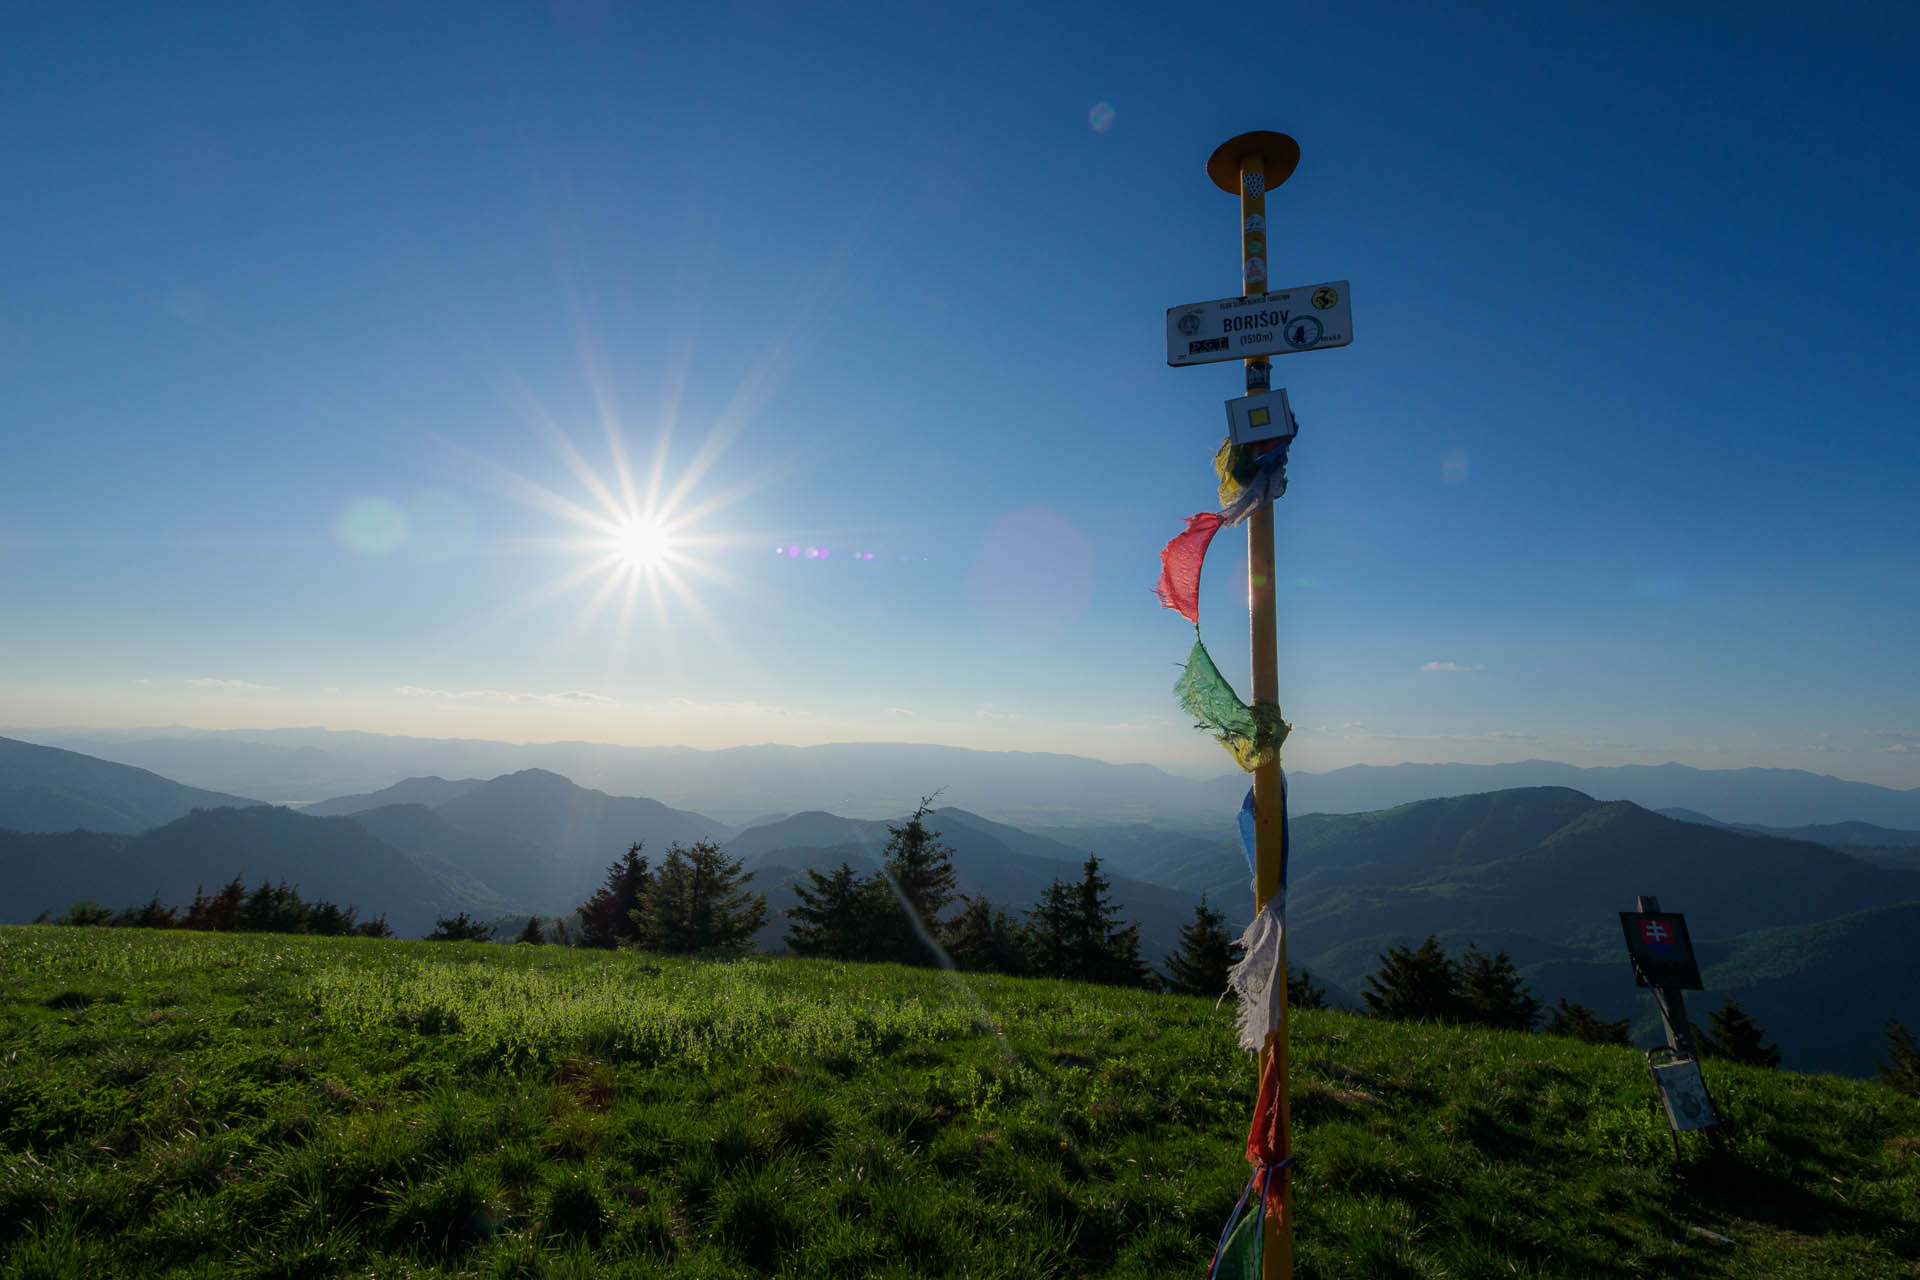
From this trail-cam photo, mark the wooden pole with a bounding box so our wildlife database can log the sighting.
[1637,894,1698,1058]
[1218,131,1297,1280]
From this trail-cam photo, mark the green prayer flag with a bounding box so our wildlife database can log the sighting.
[1175,638,1290,771]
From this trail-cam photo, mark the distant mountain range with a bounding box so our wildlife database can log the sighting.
[0,806,458,937]
[14,726,1920,828]
[0,735,261,833]
[3,735,1916,1077]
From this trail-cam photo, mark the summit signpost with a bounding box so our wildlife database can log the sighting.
[1166,280,1354,366]
[1167,128,1351,1280]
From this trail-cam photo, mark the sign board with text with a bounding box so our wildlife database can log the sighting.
[1166,280,1353,366]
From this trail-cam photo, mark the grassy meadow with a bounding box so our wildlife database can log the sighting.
[1,926,1916,1278]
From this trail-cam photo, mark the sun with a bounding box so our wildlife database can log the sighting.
[610,515,675,573]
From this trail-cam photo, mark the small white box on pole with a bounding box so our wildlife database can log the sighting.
[1225,389,1296,446]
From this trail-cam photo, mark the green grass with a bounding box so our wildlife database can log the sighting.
[1,927,1915,1278]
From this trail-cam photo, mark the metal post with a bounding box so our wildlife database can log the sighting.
[1209,128,1301,1280]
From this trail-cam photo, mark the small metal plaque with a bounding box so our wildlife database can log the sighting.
[1649,1056,1718,1131]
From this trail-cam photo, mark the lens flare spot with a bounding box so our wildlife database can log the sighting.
[336,497,408,555]
[1441,450,1470,485]
[1088,101,1115,133]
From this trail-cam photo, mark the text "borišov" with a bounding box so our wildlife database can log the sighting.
[1224,311,1291,333]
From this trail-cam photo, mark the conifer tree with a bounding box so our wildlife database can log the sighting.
[1362,935,1458,1022]
[239,880,308,934]
[635,841,767,954]
[940,894,1031,975]
[1456,944,1540,1030]
[1700,998,1781,1068]
[427,911,492,941]
[1547,997,1631,1045]
[578,844,651,949]
[1026,856,1149,987]
[57,900,114,926]
[308,900,359,936]
[183,875,248,932]
[1287,967,1327,1010]
[1163,895,1240,998]
[1878,1019,1920,1097]
[883,799,959,929]
[1026,877,1079,980]
[112,897,178,930]
[517,915,545,945]
[786,863,891,960]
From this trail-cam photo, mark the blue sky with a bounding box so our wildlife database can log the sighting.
[3,1,1917,785]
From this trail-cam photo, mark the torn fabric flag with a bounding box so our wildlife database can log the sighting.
[1154,513,1224,624]
[1227,898,1286,1052]
[1237,787,1257,874]
[1174,639,1291,771]
[1213,435,1294,525]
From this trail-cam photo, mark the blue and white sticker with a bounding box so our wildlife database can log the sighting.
[1244,213,1266,237]
[1283,315,1324,348]
[1246,359,1271,390]
[1243,256,1267,286]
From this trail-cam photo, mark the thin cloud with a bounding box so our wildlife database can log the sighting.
[883,706,914,717]
[664,696,805,720]
[396,685,612,705]
[1420,661,1485,673]
[187,677,279,691]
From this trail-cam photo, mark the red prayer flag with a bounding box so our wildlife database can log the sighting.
[1155,513,1223,624]
[1246,1049,1289,1219]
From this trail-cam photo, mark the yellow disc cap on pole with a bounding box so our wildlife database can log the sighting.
[1207,131,1300,194]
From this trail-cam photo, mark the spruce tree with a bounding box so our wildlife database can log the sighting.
[308,900,359,936]
[516,915,545,945]
[1287,967,1327,1010]
[883,799,959,929]
[1878,1019,1920,1097]
[1163,895,1241,998]
[240,880,308,934]
[1702,998,1781,1068]
[940,894,1031,974]
[113,897,178,930]
[1456,944,1540,1030]
[183,876,247,932]
[578,844,651,949]
[1026,856,1149,987]
[1026,877,1079,980]
[427,911,492,941]
[1362,935,1458,1022]
[785,863,891,960]
[1547,997,1631,1045]
[636,841,767,954]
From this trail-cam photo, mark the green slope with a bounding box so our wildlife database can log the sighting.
[2,927,1914,1279]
